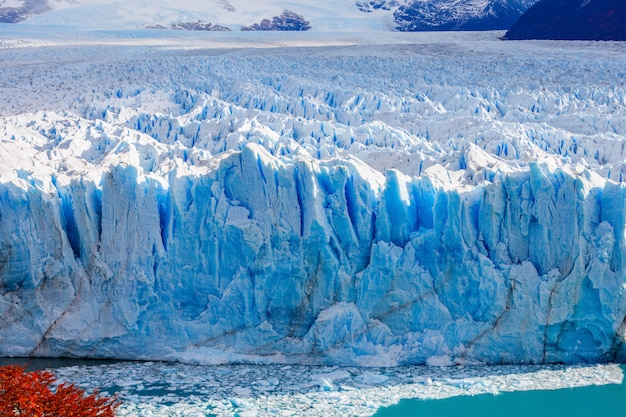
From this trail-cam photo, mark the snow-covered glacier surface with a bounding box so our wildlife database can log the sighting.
[1,27,626,366]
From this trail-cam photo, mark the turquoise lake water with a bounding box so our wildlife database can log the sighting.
[374,365,626,417]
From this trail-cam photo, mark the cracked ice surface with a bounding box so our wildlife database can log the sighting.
[50,362,623,417]
[1,27,626,365]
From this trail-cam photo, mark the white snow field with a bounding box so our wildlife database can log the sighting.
[1,25,626,369]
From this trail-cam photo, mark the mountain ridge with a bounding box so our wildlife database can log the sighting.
[394,0,536,32]
[0,0,538,31]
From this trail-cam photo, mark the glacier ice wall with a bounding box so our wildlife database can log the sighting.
[1,33,626,365]
[2,140,626,365]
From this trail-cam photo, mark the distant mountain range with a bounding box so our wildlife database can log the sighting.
[505,0,626,40]
[394,0,537,31]
[0,0,538,31]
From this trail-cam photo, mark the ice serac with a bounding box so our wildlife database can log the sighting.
[1,139,626,365]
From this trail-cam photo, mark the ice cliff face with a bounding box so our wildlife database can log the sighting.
[1,32,626,365]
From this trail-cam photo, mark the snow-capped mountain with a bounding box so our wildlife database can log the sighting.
[241,10,311,31]
[0,0,390,29]
[505,0,626,40]
[394,0,537,31]
[0,0,51,23]
[1,28,626,366]
[0,0,538,31]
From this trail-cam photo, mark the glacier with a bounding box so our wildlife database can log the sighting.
[1,27,626,366]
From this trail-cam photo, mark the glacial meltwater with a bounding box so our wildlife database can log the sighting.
[374,366,626,417]
[1,359,623,416]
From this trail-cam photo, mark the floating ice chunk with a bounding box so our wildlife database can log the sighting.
[356,371,389,385]
[232,386,252,398]
[426,355,454,367]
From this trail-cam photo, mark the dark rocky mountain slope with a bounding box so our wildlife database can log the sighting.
[505,0,626,40]
[241,10,311,31]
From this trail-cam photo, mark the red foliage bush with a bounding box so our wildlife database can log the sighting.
[0,364,120,417]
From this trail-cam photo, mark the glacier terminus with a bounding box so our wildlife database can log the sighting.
[1,27,626,367]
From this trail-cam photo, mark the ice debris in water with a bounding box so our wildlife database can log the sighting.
[49,362,623,417]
